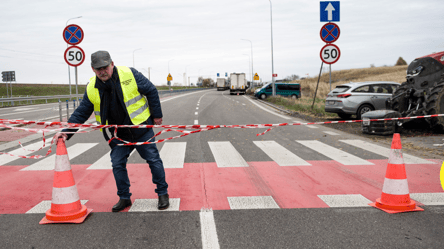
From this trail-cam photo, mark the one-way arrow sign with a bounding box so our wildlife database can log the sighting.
[320,1,340,22]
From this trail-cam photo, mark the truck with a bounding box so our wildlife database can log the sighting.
[230,73,247,95]
[216,78,228,91]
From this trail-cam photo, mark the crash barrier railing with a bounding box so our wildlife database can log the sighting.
[0,113,443,159]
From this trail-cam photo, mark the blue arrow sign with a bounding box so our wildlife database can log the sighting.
[217,73,220,77]
[320,1,340,22]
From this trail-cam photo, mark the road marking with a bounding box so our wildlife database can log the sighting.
[243,96,291,120]
[129,198,180,212]
[21,143,98,171]
[253,140,311,166]
[0,140,52,166]
[296,140,374,165]
[200,209,220,249]
[318,194,372,207]
[208,141,249,167]
[305,125,318,129]
[228,196,280,209]
[323,131,339,135]
[0,108,53,117]
[195,112,198,115]
[26,200,88,214]
[160,142,186,168]
[195,120,198,125]
[339,139,436,164]
[160,90,210,103]
[87,150,136,170]
[196,107,199,110]
[410,193,444,205]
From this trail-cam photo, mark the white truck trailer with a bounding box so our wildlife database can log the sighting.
[229,73,247,95]
[216,78,227,91]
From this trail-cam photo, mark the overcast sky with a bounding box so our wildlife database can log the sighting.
[1,0,443,87]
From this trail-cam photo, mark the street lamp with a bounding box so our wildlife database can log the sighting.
[185,64,191,87]
[65,16,82,99]
[241,39,253,88]
[268,0,276,96]
[133,48,142,68]
[243,54,251,83]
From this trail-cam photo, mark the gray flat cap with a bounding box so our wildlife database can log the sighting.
[91,51,112,69]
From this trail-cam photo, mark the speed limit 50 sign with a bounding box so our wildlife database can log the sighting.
[64,46,85,67]
[320,44,340,64]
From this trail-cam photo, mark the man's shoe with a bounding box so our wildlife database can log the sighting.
[158,194,169,210]
[112,199,132,212]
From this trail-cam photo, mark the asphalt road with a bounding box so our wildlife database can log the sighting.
[0,89,443,248]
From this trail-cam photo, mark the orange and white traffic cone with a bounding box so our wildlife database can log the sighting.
[369,133,423,213]
[40,138,92,224]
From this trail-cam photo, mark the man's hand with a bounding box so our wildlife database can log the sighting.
[153,118,163,125]
[53,133,68,145]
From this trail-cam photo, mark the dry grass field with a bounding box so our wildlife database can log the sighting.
[293,65,408,99]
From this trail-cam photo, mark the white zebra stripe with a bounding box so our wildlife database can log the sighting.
[296,140,373,165]
[253,141,311,166]
[208,141,249,167]
[159,142,186,168]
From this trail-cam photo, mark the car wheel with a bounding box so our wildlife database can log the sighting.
[338,113,352,119]
[291,94,298,100]
[260,93,267,100]
[356,104,374,120]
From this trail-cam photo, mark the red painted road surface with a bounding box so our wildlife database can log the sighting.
[0,159,441,214]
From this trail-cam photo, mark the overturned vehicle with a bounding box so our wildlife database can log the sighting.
[362,51,444,135]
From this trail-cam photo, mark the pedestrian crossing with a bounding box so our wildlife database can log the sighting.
[1,138,437,169]
[22,192,444,214]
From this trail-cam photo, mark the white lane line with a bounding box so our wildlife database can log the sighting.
[196,107,199,110]
[195,112,198,115]
[318,194,372,207]
[129,198,180,212]
[26,200,88,213]
[243,96,291,120]
[323,131,339,136]
[195,120,198,125]
[160,90,210,103]
[88,150,136,170]
[242,104,245,106]
[339,140,435,164]
[253,141,311,166]
[21,143,98,171]
[296,140,374,165]
[0,108,53,117]
[160,142,186,168]
[228,196,280,209]
[306,125,318,129]
[0,140,52,166]
[410,193,444,205]
[208,141,249,167]
[200,209,220,249]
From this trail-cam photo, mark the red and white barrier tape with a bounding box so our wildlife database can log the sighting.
[0,113,443,158]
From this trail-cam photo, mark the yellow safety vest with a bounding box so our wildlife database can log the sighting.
[86,66,150,125]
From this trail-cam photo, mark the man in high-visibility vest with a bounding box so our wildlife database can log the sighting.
[55,51,169,212]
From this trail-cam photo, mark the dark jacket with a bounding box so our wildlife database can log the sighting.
[64,67,162,144]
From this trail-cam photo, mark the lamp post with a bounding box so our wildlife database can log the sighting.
[65,16,82,99]
[243,54,251,84]
[241,39,253,88]
[268,0,276,96]
[133,48,142,68]
[185,64,191,88]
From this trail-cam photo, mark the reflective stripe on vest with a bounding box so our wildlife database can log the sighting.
[86,66,150,125]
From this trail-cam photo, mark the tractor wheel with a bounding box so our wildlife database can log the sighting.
[391,83,409,114]
[425,83,444,130]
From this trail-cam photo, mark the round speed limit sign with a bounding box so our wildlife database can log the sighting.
[320,44,341,64]
[64,45,85,67]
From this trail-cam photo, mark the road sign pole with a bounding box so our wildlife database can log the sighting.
[75,66,79,102]
[329,64,332,91]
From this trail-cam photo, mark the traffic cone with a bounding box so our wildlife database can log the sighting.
[369,133,424,213]
[40,138,92,224]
